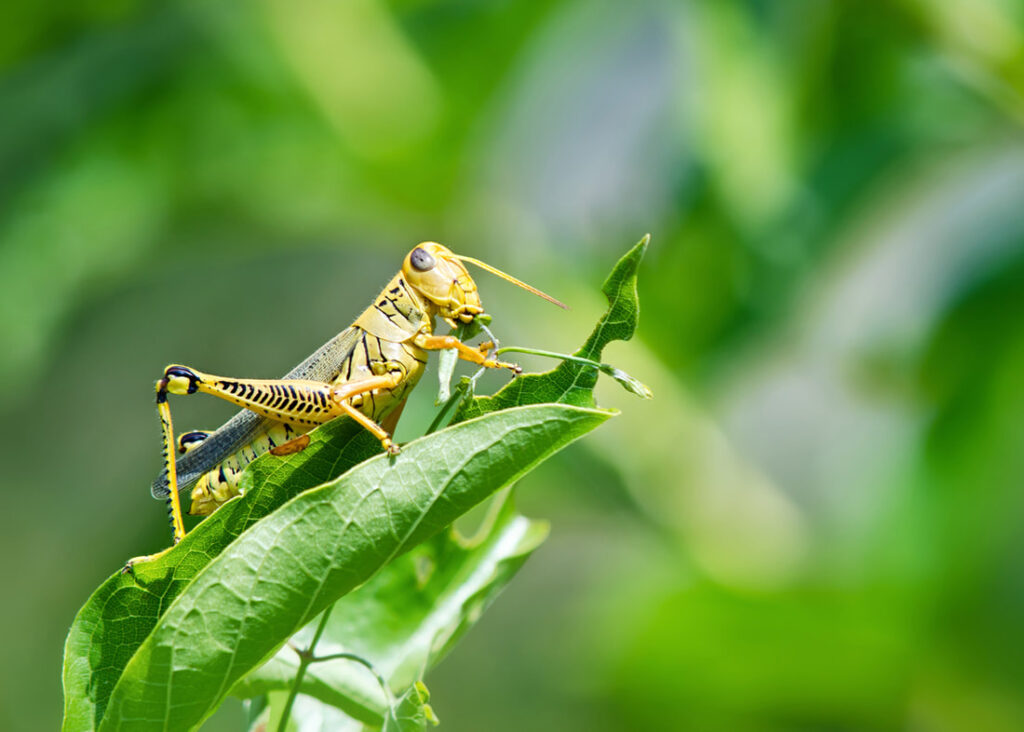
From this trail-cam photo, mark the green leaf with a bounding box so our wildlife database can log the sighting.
[453,234,648,420]
[232,489,547,725]
[257,691,354,732]
[383,682,439,732]
[61,420,382,732]
[96,404,608,731]
[599,363,654,399]
[434,344,458,405]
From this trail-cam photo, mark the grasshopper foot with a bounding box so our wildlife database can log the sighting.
[121,544,174,575]
[121,554,151,575]
[483,358,521,374]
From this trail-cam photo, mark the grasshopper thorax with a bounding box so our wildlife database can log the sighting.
[402,242,484,328]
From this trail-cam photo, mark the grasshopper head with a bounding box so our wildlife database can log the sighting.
[402,242,483,327]
[402,241,568,328]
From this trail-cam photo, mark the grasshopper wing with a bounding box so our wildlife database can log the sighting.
[150,326,362,499]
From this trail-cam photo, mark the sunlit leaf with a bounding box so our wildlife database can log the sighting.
[232,490,547,724]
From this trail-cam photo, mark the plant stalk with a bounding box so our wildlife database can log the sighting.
[276,604,335,732]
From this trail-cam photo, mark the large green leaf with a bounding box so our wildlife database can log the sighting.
[96,403,608,730]
[232,489,547,726]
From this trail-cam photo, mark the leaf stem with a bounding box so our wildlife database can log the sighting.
[277,604,335,732]
[495,346,652,398]
[494,345,599,367]
[309,651,392,702]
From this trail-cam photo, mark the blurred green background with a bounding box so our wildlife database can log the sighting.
[3,0,1024,729]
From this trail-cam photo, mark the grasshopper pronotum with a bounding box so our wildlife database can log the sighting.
[146,242,566,555]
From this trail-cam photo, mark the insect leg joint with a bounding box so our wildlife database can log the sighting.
[160,365,200,395]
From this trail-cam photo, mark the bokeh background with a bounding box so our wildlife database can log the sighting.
[3,0,1024,730]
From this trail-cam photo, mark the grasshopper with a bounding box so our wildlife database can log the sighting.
[147,242,566,554]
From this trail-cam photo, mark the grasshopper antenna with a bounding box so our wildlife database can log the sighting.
[453,255,569,310]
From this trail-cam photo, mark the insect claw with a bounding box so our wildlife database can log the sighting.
[487,358,521,374]
[121,554,149,575]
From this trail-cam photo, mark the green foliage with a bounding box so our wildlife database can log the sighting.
[231,490,546,726]
[7,1,1023,729]
[61,239,647,731]
[383,683,440,732]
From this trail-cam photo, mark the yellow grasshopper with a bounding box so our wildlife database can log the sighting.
[149,242,566,552]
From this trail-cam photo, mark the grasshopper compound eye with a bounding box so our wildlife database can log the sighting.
[409,246,436,272]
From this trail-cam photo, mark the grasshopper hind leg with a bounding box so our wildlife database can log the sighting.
[145,362,409,561]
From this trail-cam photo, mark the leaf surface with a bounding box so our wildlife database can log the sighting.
[232,490,547,725]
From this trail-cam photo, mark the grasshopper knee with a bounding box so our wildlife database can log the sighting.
[160,365,200,395]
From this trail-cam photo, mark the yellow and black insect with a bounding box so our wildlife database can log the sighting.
[147,242,566,554]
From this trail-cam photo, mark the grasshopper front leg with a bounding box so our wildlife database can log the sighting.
[413,333,521,373]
